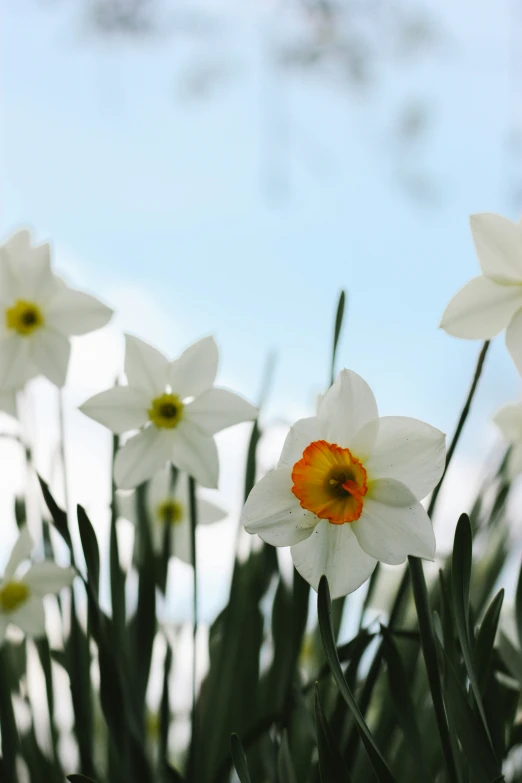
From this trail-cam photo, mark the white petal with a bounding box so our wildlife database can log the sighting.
[0,389,17,418]
[508,445,522,479]
[170,420,219,489]
[23,563,75,596]
[493,402,522,443]
[0,333,35,389]
[79,386,150,434]
[45,285,113,336]
[241,468,317,546]
[114,427,175,489]
[148,467,173,512]
[4,526,34,580]
[470,213,522,282]
[31,328,71,387]
[506,309,522,377]
[198,497,227,525]
[10,242,58,301]
[318,369,379,457]
[11,596,46,637]
[185,388,257,435]
[171,519,192,564]
[352,479,435,565]
[117,491,138,525]
[365,417,446,500]
[290,520,377,599]
[169,336,219,399]
[124,334,169,397]
[278,417,321,469]
[440,276,522,339]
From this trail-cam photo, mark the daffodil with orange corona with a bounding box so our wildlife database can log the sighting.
[241,369,445,598]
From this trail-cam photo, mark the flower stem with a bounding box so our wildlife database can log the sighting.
[57,387,71,524]
[188,476,198,764]
[0,645,19,782]
[427,340,490,518]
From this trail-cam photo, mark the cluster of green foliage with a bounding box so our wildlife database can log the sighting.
[1,295,521,783]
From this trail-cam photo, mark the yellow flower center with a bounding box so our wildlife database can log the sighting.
[292,440,368,524]
[0,580,30,613]
[156,499,184,525]
[148,393,184,429]
[5,300,44,336]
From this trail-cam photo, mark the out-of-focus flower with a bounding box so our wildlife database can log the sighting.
[241,369,445,598]
[118,468,226,562]
[440,213,522,375]
[493,401,522,478]
[0,229,113,389]
[0,526,75,644]
[80,334,257,489]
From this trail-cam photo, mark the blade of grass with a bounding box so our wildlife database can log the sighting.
[230,734,252,783]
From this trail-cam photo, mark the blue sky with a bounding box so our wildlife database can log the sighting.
[1,0,521,492]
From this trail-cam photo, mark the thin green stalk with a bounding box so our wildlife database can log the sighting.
[408,556,459,783]
[0,645,19,782]
[188,476,198,768]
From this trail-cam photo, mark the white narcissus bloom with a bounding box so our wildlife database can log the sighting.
[118,468,227,562]
[0,526,76,644]
[0,229,113,390]
[440,213,522,375]
[80,334,257,489]
[493,402,522,478]
[241,369,445,599]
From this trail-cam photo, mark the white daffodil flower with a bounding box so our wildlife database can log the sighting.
[493,402,522,478]
[118,468,227,562]
[440,213,522,375]
[241,369,445,599]
[0,526,76,645]
[0,229,113,389]
[80,334,257,489]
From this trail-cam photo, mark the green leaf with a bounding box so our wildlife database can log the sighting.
[277,732,297,783]
[515,559,522,651]
[160,642,173,766]
[77,505,101,598]
[317,576,398,783]
[498,632,522,687]
[0,645,20,781]
[314,684,352,783]
[67,776,98,783]
[451,514,494,745]
[380,626,427,774]
[475,589,504,694]
[230,733,252,783]
[38,476,73,554]
[330,290,346,386]
[440,642,502,782]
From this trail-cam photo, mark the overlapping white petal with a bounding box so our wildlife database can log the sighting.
[509,445,522,479]
[470,213,522,282]
[440,277,522,339]
[114,426,175,489]
[170,421,220,489]
[4,526,34,580]
[506,309,522,377]
[185,388,257,436]
[79,386,150,434]
[278,417,321,469]
[291,521,377,599]
[493,402,522,443]
[31,329,71,388]
[352,479,435,565]
[125,334,169,396]
[242,468,317,546]
[23,563,76,596]
[365,416,446,500]
[318,369,379,458]
[45,286,113,336]
[168,336,218,399]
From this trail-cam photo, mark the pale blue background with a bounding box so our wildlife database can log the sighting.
[1,0,521,510]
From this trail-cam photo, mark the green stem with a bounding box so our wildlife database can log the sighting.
[408,556,459,783]
[188,476,198,767]
[0,646,19,782]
